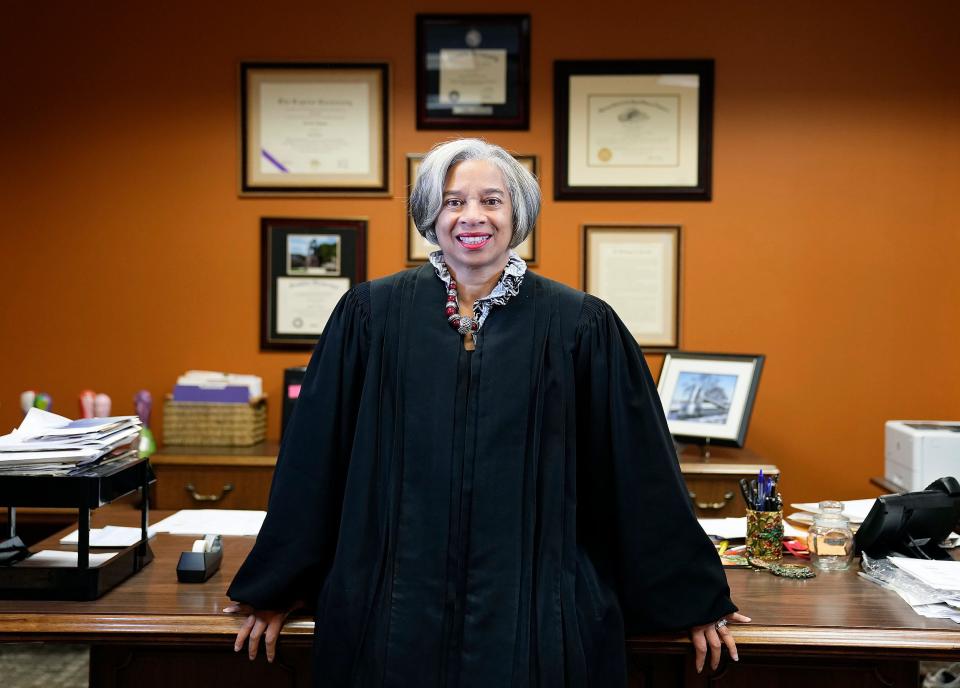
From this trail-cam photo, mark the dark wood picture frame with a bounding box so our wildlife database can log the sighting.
[260,217,367,350]
[656,352,765,448]
[240,62,389,196]
[555,59,714,201]
[416,14,531,130]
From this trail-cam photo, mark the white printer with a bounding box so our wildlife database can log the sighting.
[885,421,960,492]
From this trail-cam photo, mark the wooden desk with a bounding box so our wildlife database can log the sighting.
[2,506,959,687]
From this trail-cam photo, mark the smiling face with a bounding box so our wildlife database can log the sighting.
[434,159,513,278]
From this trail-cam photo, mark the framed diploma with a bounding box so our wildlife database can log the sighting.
[261,217,367,350]
[416,14,531,130]
[555,60,714,201]
[405,153,539,264]
[240,62,389,196]
[657,352,765,448]
[582,225,681,350]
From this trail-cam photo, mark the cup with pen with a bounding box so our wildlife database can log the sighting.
[741,470,783,564]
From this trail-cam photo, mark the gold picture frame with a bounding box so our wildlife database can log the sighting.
[240,62,389,196]
[582,224,681,350]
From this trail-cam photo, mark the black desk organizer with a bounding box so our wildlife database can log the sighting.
[0,456,155,600]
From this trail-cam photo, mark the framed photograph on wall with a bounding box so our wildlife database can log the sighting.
[261,217,367,350]
[416,14,531,130]
[582,224,681,349]
[240,62,389,196]
[656,352,765,448]
[555,59,714,201]
[405,153,538,264]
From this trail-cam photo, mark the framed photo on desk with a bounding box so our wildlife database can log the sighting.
[260,217,367,350]
[657,352,764,448]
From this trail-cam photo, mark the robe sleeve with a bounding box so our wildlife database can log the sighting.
[227,284,370,612]
[574,295,736,633]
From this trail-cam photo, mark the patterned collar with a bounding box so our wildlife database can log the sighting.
[428,250,527,330]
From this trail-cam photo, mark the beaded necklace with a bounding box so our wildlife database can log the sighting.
[444,280,479,335]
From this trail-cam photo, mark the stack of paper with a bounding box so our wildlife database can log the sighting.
[151,509,266,536]
[0,408,141,474]
[59,525,158,547]
[860,554,960,623]
[787,499,877,525]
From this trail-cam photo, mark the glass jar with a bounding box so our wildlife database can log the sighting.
[807,500,855,571]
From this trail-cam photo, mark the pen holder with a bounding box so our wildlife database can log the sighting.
[746,508,784,563]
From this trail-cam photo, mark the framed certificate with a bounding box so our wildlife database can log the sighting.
[416,14,531,130]
[405,153,538,264]
[555,60,714,201]
[582,225,681,350]
[240,62,389,196]
[261,217,367,350]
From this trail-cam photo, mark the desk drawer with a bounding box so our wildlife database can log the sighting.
[684,475,742,518]
[152,464,273,510]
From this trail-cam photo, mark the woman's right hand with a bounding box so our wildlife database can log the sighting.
[223,602,297,662]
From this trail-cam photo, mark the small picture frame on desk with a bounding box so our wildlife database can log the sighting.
[239,61,389,196]
[260,217,367,350]
[416,14,531,130]
[405,153,538,264]
[554,59,714,201]
[582,224,680,350]
[656,352,764,448]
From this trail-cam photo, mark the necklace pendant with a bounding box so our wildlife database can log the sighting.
[457,317,476,335]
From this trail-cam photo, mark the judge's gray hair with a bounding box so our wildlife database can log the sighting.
[409,138,541,248]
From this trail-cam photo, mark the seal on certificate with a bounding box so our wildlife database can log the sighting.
[597,147,613,163]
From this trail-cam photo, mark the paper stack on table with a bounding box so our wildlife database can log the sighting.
[788,498,877,525]
[0,408,141,474]
[59,525,159,547]
[860,554,960,623]
[151,509,266,536]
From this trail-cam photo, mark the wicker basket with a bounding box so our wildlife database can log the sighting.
[162,396,267,447]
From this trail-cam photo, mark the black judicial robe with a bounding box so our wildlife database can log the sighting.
[228,266,736,687]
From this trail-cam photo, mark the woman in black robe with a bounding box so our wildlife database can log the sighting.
[226,138,749,686]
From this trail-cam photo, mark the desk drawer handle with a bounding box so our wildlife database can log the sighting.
[185,482,234,503]
[689,490,735,511]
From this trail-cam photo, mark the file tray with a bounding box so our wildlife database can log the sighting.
[0,455,155,600]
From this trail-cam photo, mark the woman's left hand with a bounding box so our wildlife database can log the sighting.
[690,611,751,673]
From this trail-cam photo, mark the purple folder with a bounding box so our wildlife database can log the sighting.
[172,385,250,403]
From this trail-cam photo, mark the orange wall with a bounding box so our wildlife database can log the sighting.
[1,1,958,504]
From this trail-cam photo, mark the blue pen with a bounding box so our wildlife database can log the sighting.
[757,469,765,510]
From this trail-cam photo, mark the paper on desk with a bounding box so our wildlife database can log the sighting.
[698,517,808,540]
[889,557,960,592]
[789,498,876,524]
[151,509,266,536]
[15,550,117,567]
[59,525,158,547]
[3,408,133,441]
[911,603,960,623]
